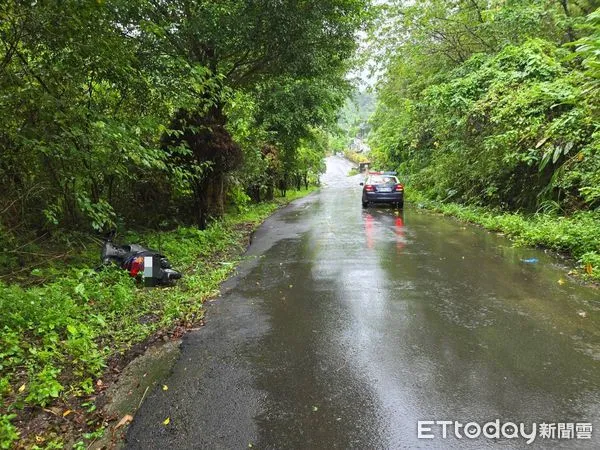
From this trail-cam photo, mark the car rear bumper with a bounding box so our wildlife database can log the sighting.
[364,192,404,203]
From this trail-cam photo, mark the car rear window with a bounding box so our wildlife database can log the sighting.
[368,175,398,184]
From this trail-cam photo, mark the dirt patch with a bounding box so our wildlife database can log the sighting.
[92,340,182,449]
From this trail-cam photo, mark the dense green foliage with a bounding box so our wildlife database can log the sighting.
[0,0,367,249]
[370,0,599,212]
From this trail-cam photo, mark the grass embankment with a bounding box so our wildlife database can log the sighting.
[406,188,600,282]
[0,188,316,449]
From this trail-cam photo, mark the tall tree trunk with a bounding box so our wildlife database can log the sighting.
[193,179,208,229]
[209,172,225,218]
[163,104,242,228]
[247,185,260,203]
[265,183,274,201]
[559,0,576,43]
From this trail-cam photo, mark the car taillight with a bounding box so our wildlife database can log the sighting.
[395,184,404,192]
[365,185,375,192]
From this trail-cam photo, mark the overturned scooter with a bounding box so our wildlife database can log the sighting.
[101,238,182,286]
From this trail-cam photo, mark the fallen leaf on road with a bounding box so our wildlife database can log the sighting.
[578,311,587,318]
[558,279,565,285]
[312,406,318,412]
[18,384,26,393]
[162,385,168,391]
[163,417,170,425]
[116,414,133,429]
[63,410,73,417]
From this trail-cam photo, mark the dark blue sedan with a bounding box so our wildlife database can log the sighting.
[360,172,404,209]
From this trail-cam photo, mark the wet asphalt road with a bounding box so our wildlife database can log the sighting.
[126,157,600,449]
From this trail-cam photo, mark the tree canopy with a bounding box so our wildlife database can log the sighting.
[368,0,600,213]
[0,0,368,241]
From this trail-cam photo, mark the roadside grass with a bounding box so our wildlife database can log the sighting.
[0,187,316,449]
[406,188,600,281]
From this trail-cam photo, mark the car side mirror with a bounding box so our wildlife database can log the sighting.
[359,182,364,186]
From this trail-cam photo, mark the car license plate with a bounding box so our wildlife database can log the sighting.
[379,187,392,192]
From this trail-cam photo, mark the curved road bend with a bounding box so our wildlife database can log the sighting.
[126,156,600,449]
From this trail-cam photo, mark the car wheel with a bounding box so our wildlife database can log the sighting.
[362,201,368,208]
[398,201,404,209]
